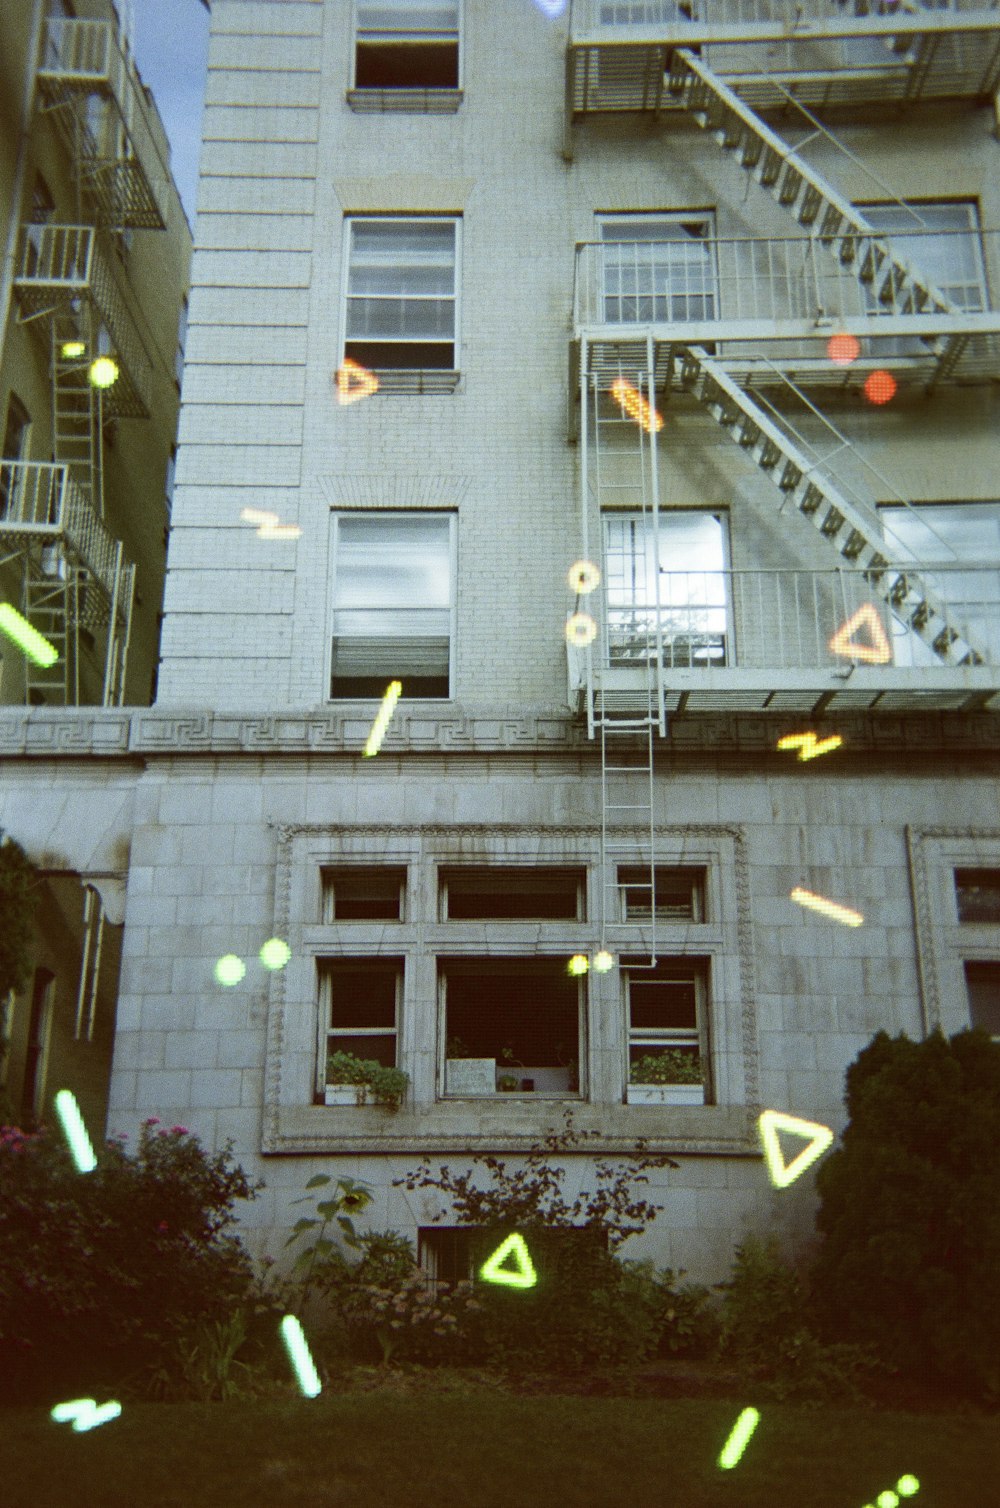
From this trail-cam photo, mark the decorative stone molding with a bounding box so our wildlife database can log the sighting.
[317,474,472,510]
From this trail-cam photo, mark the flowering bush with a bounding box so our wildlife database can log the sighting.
[0,1117,266,1403]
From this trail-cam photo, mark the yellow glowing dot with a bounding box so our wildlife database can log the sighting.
[61,341,85,359]
[567,954,589,976]
[592,950,614,973]
[89,357,119,389]
[565,612,597,647]
[214,954,246,987]
[896,1478,920,1498]
[567,560,600,594]
[259,938,291,971]
[876,1493,899,1508]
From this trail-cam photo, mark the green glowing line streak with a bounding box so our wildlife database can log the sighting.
[718,1407,760,1469]
[280,1315,322,1397]
[0,604,58,667]
[54,1089,97,1173]
[51,1398,122,1432]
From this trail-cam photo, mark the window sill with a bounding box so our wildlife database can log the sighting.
[626,1083,706,1106]
[347,88,463,114]
[363,369,461,395]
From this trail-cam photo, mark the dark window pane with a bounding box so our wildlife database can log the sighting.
[629,977,697,1030]
[955,869,1000,924]
[965,960,1000,1035]
[329,1034,397,1067]
[324,961,398,1027]
[323,867,405,921]
[442,867,584,920]
[344,339,455,370]
[619,866,705,922]
[442,958,579,1068]
[356,41,459,88]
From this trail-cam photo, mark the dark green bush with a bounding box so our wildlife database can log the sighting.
[0,1117,268,1403]
[811,1027,1000,1403]
[0,834,37,1001]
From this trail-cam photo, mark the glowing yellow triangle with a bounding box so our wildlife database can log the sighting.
[335,359,379,405]
[479,1232,537,1289]
[828,603,891,665]
[758,1110,834,1189]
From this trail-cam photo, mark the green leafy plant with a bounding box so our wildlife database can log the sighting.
[446,1035,473,1059]
[327,1051,409,1108]
[497,1075,519,1092]
[284,1173,374,1308]
[630,1050,703,1085]
[0,834,38,1000]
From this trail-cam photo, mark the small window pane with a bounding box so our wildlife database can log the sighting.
[965,961,1000,1036]
[955,870,1000,925]
[322,867,405,921]
[629,977,698,1031]
[326,963,398,1027]
[619,866,705,922]
[441,867,584,920]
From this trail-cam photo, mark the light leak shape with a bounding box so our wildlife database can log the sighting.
[863,1476,920,1508]
[790,886,864,928]
[534,0,568,16]
[610,377,664,434]
[592,950,615,973]
[279,1314,322,1397]
[0,603,58,668]
[88,356,119,389]
[565,612,597,647]
[828,603,891,665]
[776,732,843,762]
[53,1089,97,1174]
[480,1232,537,1289]
[61,340,86,359]
[239,508,301,541]
[826,332,860,366]
[335,358,379,405]
[718,1406,761,1469]
[567,560,600,595]
[363,679,402,757]
[567,953,589,976]
[214,954,246,987]
[51,1398,122,1432]
[758,1109,834,1189]
[260,937,291,971]
[864,369,897,406]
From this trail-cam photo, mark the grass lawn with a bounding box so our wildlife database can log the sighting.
[1,1386,995,1507]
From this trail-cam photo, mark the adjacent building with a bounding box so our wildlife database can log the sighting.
[2,0,1000,1286]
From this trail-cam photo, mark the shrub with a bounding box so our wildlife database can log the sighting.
[326,1050,409,1107]
[811,1027,1000,1403]
[0,834,37,1000]
[0,1118,266,1403]
[630,1050,703,1085]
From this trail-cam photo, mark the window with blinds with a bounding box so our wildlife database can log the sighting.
[354,0,460,90]
[344,217,459,371]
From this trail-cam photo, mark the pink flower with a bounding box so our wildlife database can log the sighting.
[169,1126,189,1135]
[144,1117,160,1126]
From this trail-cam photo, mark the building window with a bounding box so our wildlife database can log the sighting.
[354,0,459,89]
[322,866,407,921]
[965,960,1000,1036]
[861,201,987,355]
[599,214,716,324]
[879,502,1000,668]
[418,1227,475,1292]
[439,867,585,921]
[604,510,730,668]
[21,968,54,1127]
[343,217,459,373]
[440,958,583,1096]
[0,394,31,519]
[329,512,453,699]
[955,869,1000,925]
[318,958,402,1089]
[625,958,710,1102]
[618,866,706,922]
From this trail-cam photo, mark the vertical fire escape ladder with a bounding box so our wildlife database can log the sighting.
[681,346,990,670]
[74,884,106,1042]
[667,49,971,381]
[584,333,667,968]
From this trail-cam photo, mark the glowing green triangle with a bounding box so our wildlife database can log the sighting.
[479,1232,537,1289]
[758,1110,834,1189]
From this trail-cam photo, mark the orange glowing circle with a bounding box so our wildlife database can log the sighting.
[826,333,860,367]
[863,370,897,406]
[565,612,597,647]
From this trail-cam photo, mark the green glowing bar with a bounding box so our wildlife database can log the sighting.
[280,1314,322,1397]
[53,1089,97,1173]
[0,603,58,668]
[363,680,402,756]
[51,1398,121,1432]
[718,1406,760,1469]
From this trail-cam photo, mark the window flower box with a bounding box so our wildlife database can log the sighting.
[626,1082,705,1106]
[325,1083,371,1106]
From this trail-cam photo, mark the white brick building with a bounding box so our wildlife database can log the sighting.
[3,0,1000,1285]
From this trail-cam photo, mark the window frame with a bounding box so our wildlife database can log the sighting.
[315,956,403,1099]
[327,509,457,702]
[596,211,718,326]
[438,866,587,922]
[964,959,1000,1038]
[340,214,462,378]
[878,500,1000,669]
[618,865,707,924]
[321,864,407,922]
[351,0,462,94]
[623,957,712,1098]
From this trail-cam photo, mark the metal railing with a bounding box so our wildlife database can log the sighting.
[598,567,1000,670]
[573,231,998,333]
[0,462,125,600]
[39,19,171,227]
[571,0,999,31]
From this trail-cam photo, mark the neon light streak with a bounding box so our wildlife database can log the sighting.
[610,377,663,434]
[239,508,301,540]
[335,359,379,405]
[61,341,85,359]
[758,1110,834,1189]
[790,887,864,928]
[214,954,246,987]
[53,1090,97,1174]
[279,1314,322,1397]
[88,357,119,389]
[259,938,291,971]
[480,1232,537,1289]
[363,679,402,756]
[51,1398,122,1432]
[718,1407,760,1469]
[776,732,843,762]
[862,1476,920,1508]
[567,954,589,976]
[0,603,58,667]
[567,560,600,594]
[592,950,614,973]
[828,603,891,665]
[565,612,597,647]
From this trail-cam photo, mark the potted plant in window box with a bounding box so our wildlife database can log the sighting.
[326,1050,409,1109]
[497,1046,525,1093]
[627,1049,705,1106]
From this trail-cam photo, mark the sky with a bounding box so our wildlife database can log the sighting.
[131,0,211,228]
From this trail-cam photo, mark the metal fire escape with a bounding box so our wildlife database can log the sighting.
[3,17,167,706]
[566,0,1000,964]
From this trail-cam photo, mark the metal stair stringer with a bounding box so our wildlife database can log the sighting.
[667,49,969,377]
[681,346,987,669]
